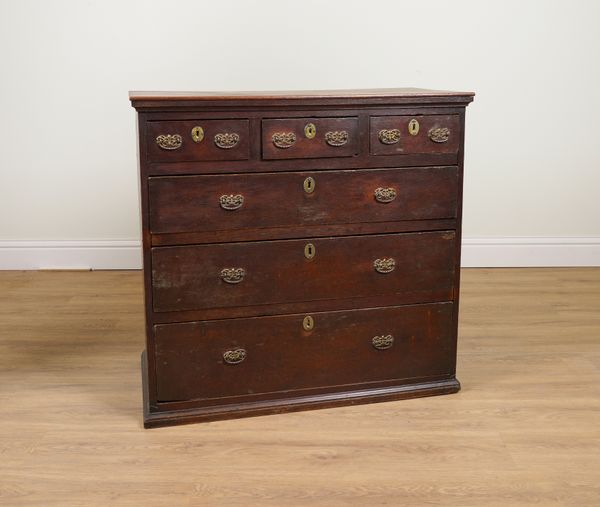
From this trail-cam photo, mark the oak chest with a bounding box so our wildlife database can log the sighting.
[130,88,474,428]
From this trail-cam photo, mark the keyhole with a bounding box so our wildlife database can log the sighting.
[304,123,316,139]
[191,126,204,143]
[408,119,420,136]
[303,315,315,331]
[304,243,315,260]
[303,176,316,194]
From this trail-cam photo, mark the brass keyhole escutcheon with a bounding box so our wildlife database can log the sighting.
[303,315,314,331]
[191,126,204,143]
[408,119,420,136]
[304,123,316,139]
[303,176,316,194]
[304,243,315,260]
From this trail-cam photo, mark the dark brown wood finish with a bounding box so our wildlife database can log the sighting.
[370,115,460,156]
[147,119,249,163]
[142,107,465,177]
[130,88,474,428]
[151,231,456,313]
[148,167,458,235]
[130,88,475,110]
[154,303,455,402]
[150,218,458,248]
[262,117,359,159]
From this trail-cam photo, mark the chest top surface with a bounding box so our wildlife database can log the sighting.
[129,88,475,109]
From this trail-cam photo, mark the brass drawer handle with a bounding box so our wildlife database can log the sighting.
[214,132,240,149]
[374,187,397,203]
[220,194,244,211]
[378,129,401,145]
[272,132,296,149]
[372,334,394,350]
[156,134,182,150]
[223,348,246,364]
[374,258,396,274]
[325,130,349,147]
[220,267,245,284]
[428,127,450,143]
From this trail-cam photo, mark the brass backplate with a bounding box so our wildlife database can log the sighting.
[303,176,316,194]
[220,267,245,284]
[372,334,394,350]
[214,132,240,149]
[191,126,204,143]
[156,134,182,150]
[223,348,246,364]
[408,119,420,136]
[219,194,244,211]
[302,315,314,331]
[429,127,450,143]
[304,243,316,260]
[374,257,396,274]
[304,123,316,139]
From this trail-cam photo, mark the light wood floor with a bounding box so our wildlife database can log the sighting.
[0,269,599,506]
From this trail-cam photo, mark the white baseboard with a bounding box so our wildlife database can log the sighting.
[461,237,600,267]
[0,237,598,270]
[0,240,142,270]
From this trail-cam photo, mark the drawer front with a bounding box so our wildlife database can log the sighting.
[152,231,456,313]
[146,119,249,162]
[148,167,459,234]
[262,117,359,159]
[154,302,455,402]
[370,115,460,156]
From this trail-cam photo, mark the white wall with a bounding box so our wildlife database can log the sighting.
[1,0,599,268]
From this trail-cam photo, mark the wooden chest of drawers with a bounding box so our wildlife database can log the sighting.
[130,88,474,428]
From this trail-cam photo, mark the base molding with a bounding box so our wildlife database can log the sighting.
[141,351,460,428]
[0,239,141,270]
[461,236,600,267]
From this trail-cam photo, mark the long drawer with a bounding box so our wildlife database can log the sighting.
[151,231,456,313]
[154,302,455,402]
[148,167,458,235]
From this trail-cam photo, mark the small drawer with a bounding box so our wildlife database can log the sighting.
[151,231,456,313]
[370,115,460,156]
[146,119,249,163]
[148,167,459,234]
[154,302,455,402]
[262,117,359,160]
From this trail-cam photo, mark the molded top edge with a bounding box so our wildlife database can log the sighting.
[129,88,475,108]
[130,88,474,100]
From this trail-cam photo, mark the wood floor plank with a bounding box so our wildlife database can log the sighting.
[0,268,599,506]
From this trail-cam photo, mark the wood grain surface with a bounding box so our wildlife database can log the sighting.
[147,119,250,163]
[369,114,460,156]
[148,167,459,235]
[1,268,599,506]
[153,303,455,403]
[261,117,359,160]
[151,231,456,314]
